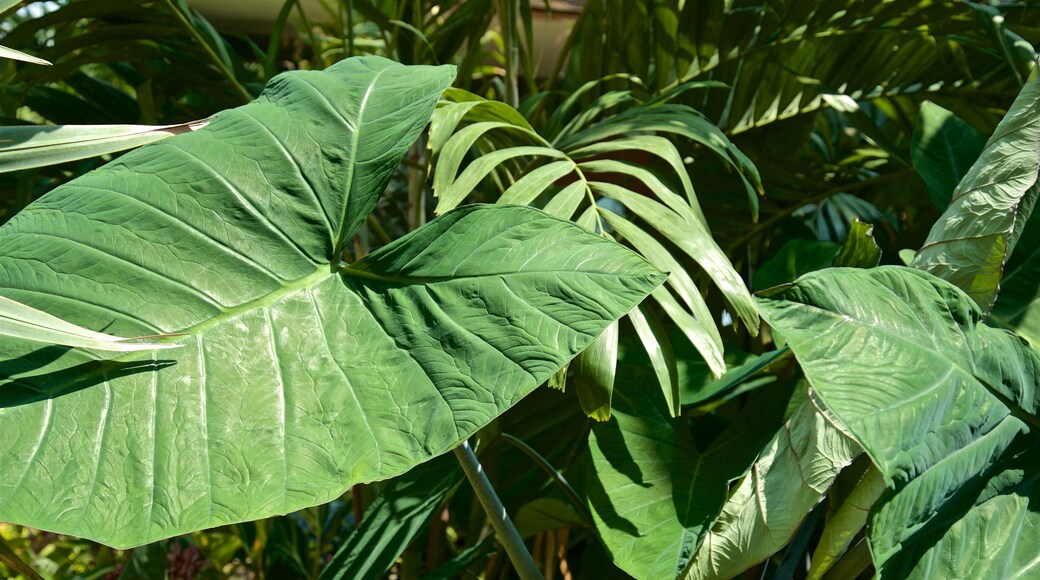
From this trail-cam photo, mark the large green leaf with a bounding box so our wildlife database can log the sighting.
[0,56,665,548]
[912,79,1040,311]
[910,102,987,210]
[875,436,1040,579]
[757,267,1040,577]
[682,393,860,580]
[431,90,758,411]
[585,367,793,579]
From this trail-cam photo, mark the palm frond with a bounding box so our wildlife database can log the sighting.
[430,89,762,409]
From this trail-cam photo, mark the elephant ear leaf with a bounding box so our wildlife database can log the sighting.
[758,266,1040,578]
[0,56,665,549]
[912,79,1040,311]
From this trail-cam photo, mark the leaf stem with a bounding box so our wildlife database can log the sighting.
[499,433,592,524]
[499,0,520,108]
[822,537,873,580]
[453,440,544,580]
[162,0,253,103]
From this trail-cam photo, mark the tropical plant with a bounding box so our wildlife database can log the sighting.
[3,1,1040,579]
[0,53,662,572]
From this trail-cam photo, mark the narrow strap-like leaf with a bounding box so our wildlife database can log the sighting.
[498,160,574,205]
[0,44,50,66]
[573,321,619,421]
[437,145,564,213]
[592,181,759,334]
[0,121,207,173]
[0,295,180,351]
[541,180,587,220]
[629,304,681,417]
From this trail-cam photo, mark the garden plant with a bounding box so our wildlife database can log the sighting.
[0,1,1039,579]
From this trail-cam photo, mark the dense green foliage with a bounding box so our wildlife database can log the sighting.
[1,1,1039,579]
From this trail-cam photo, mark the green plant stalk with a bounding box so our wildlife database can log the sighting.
[346,0,355,56]
[293,0,324,68]
[407,133,427,230]
[453,440,544,580]
[162,0,253,103]
[823,537,873,580]
[309,505,325,579]
[411,0,424,64]
[0,535,43,580]
[541,2,583,99]
[808,464,885,579]
[500,0,520,108]
[499,433,591,524]
[264,0,297,79]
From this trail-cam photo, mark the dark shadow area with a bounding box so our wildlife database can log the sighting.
[579,366,670,537]
[0,349,176,409]
[577,446,640,536]
[0,343,72,377]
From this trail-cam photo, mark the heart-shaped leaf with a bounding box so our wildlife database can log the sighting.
[0,56,664,548]
[758,267,1040,577]
[586,367,795,579]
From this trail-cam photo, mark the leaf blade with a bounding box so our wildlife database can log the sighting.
[0,121,207,174]
[0,58,665,549]
[911,79,1040,311]
[757,267,1040,577]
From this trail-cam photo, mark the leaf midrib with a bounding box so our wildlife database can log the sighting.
[335,65,385,255]
[776,296,992,413]
[763,289,1036,473]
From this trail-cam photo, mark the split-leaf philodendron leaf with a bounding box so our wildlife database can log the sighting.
[758,266,1040,578]
[0,56,665,548]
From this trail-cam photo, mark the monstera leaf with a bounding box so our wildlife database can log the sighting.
[758,267,1040,578]
[0,56,664,548]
